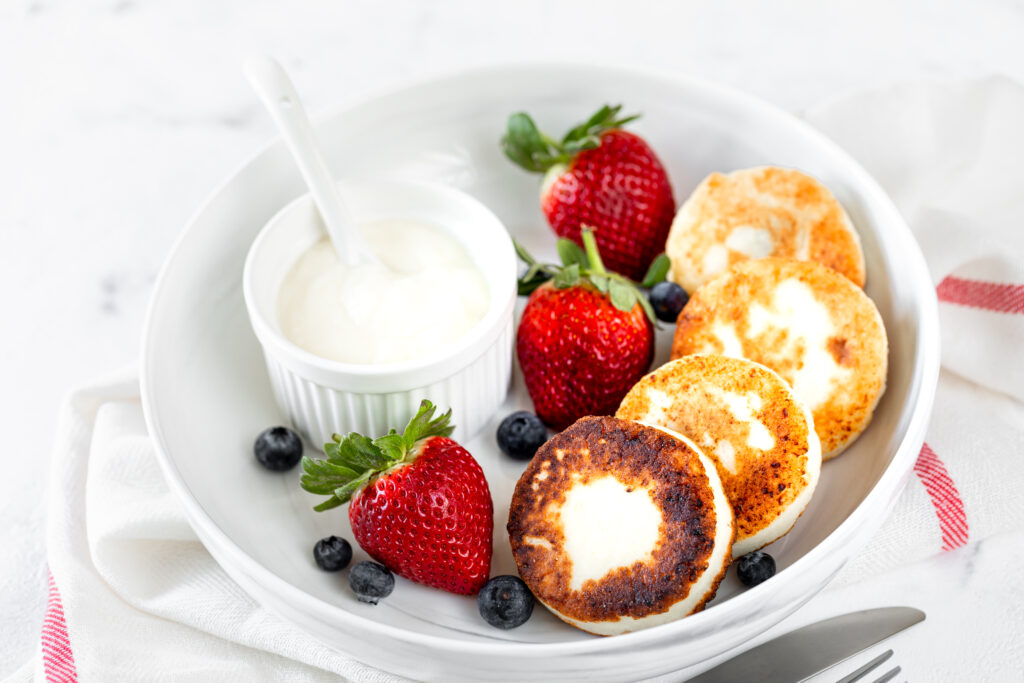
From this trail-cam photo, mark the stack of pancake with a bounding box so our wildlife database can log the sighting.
[507,166,888,636]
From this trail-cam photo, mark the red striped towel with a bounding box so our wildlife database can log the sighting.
[806,76,1024,582]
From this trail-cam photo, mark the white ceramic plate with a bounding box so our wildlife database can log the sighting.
[141,64,940,682]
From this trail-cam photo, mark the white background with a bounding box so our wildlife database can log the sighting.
[3,0,1024,677]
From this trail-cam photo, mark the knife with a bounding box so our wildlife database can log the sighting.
[687,606,925,682]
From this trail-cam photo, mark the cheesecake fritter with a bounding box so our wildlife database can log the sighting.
[665,166,866,292]
[671,258,887,459]
[617,354,821,556]
[508,416,734,635]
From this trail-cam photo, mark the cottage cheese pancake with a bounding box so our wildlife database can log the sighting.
[507,416,733,636]
[671,258,887,459]
[665,167,865,292]
[617,354,821,556]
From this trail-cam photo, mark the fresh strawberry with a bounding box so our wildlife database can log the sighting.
[300,401,493,596]
[502,104,675,281]
[515,229,658,430]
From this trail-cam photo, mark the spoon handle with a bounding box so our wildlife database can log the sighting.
[245,56,373,266]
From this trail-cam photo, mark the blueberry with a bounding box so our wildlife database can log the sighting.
[313,536,352,572]
[478,575,534,629]
[349,561,395,604]
[496,411,548,460]
[736,551,776,587]
[648,281,689,323]
[254,426,303,471]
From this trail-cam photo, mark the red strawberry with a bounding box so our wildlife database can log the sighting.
[515,229,656,430]
[502,104,675,281]
[301,402,493,595]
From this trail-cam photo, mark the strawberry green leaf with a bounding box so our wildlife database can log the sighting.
[560,136,602,155]
[515,240,558,294]
[313,496,346,512]
[518,268,552,296]
[331,470,373,505]
[371,401,452,463]
[636,293,659,329]
[501,112,557,173]
[513,239,536,266]
[553,263,581,289]
[503,105,640,175]
[641,253,671,288]
[608,278,637,312]
[329,433,389,470]
[557,238,589,268]
[300,457,361,494]
[590,274,610,294]
[301,400,458,511]
[562,104,616,144]
[612,113,640,128]
[398,401,454,450]
[374,432,406,463]
[561,104,640,146]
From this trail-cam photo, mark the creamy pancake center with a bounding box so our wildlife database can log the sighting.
[560,475,662,591]
[724,226,775,258]
[706,386,775,451]
[712,322,744,357]
[746,278,852,409]
[713,439,737,474]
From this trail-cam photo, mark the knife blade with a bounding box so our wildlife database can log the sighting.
[687,606,925,683]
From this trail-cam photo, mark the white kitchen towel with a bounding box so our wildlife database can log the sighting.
[34,373,402,683]
[806,75,1024,582]
[20,76,1024,682]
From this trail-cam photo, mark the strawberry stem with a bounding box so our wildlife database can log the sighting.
[540,132,563,154]
[580,228,605,275]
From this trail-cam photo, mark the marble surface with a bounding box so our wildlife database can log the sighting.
[3,0,1024,678]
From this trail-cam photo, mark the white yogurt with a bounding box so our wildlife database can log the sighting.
[277,219,489,364]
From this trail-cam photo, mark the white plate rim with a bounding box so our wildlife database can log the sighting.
[140,61,941,658]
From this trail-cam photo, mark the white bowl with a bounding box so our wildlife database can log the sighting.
[242,180,517,444]
[140,63,939,681]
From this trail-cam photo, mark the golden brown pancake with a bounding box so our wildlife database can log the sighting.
[665,167,866,292]
[507,416,734,636]
[617,354,821,556]
[671,258,887,459]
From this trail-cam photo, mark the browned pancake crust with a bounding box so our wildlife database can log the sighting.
[508,416,727,629]
[671,258,887,458]
[666,167,865,291]
[617,355,813,544]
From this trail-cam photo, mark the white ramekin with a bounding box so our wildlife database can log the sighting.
[242,180,517,444]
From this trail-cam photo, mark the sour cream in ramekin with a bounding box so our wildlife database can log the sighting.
[243,180,516,444]
[277,220,489,365]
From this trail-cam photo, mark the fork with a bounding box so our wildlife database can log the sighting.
[834,649,902,683]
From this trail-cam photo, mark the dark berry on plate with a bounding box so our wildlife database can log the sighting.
[496,411,548,460]
[313,536,352,572]
[736,551,776,587]
[648,281,689,323]
[477,575,534,629]
[349,561,395,604]
[254,426,303,471]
